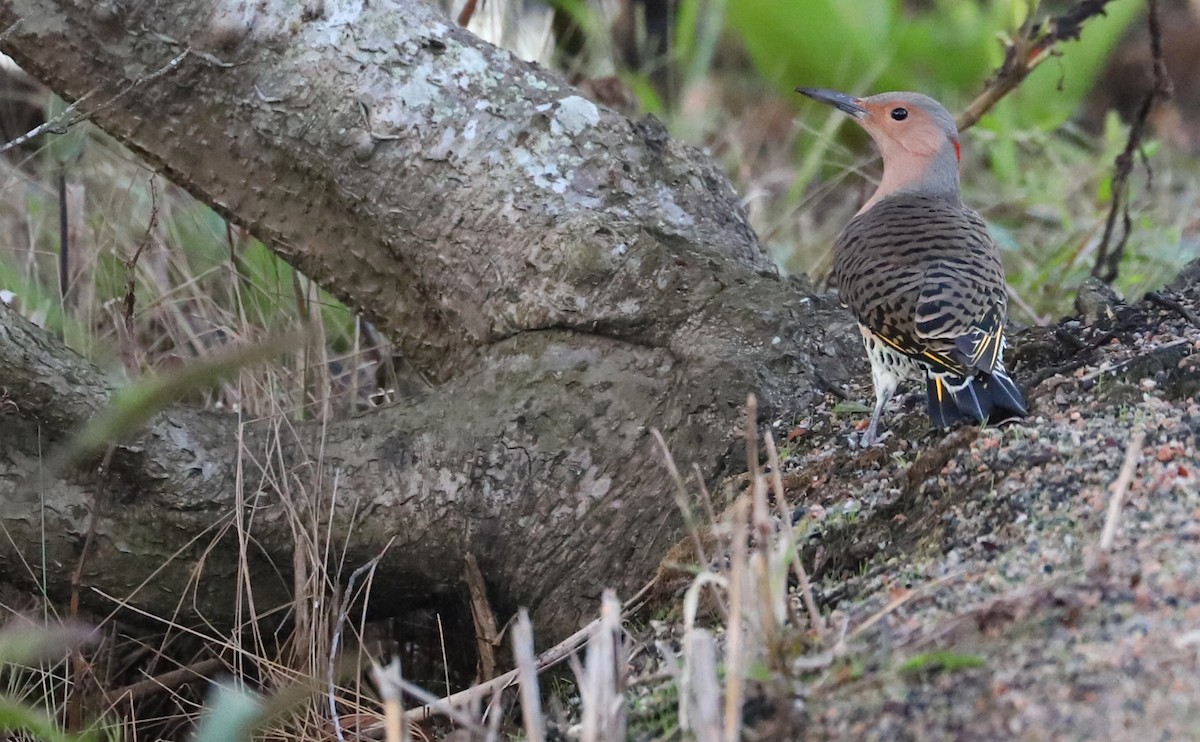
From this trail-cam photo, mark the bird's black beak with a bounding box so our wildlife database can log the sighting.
[795,87,867,119]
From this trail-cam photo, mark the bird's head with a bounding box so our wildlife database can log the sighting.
[796,88,962,210]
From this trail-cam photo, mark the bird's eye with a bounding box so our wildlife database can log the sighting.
[890,107,908,121]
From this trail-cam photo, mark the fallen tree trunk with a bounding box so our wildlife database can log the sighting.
[0,0,861,640]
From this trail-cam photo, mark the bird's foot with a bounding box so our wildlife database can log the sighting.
[855,428,891,449]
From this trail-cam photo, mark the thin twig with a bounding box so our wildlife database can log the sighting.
[456,0,482,26]
[330,537,396,742]
[1098,428,1146,553]
[123,177,159,331]
[462,553,499,682]
[111,658,224,703]
[1145,291,1200,330]
[0,89,98,155]
[957,0,1120,132]
[1092,0,1173,282]
[0,19,23,44]
[0,48,189,155]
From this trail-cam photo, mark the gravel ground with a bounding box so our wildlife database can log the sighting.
[760,261,1200,740]
[549,262,1200,742]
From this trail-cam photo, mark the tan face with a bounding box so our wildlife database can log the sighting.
[795,88,961,163]
[856,97,960,162]
[796,87,963,210]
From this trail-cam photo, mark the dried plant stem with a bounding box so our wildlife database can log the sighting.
[513,610,545,742]
[764,434,825,639]
[723,499,747,742]
[463,553,500,681]
[1099,428,1146,552]
[1092,0,1174,282]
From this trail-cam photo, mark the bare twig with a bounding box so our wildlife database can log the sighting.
[123,176,160,332]
[848,569,968,641]
[1098,427,1146,553]
[462,553,500,682]
[1145,290,1200,330]
[111,657,224,703]
[330,538,395,742]
[456,0,482,26]
[0,48,189,155]
[0,19,22,43]
[957,0,1120,132]
[1092,0,1174,282]
[0,89,98,155]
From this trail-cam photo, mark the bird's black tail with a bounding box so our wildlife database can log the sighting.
[926,368,1027,430]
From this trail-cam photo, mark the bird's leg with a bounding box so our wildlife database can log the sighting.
[861,361,898,448]
[861,399,885,447]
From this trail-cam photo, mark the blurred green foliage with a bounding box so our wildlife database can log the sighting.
[728,0,1140,130]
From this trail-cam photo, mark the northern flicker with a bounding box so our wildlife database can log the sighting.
[797,87,1027,446]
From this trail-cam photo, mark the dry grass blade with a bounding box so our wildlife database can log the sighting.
[652,429,711,570]
[574,591,626,742]
[764,433,825,639]
[512,609,545,742]
[680,629,722,742]
[330,537,396,742]
[370,659,409,742]
[723,498,748,742]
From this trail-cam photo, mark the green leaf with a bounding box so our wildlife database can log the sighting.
[832,400,872,415]
[899,650,986,674]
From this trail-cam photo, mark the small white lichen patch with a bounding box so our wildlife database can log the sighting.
[551,96,600,137]
[326,0,366,25]
[655,186,695,228]
[525,73,551,91]
[429,126,458,159]
[617,297,640,314]
[463,119,478,141]
[396,75,439,109]
[513,147,570,193]
[457,46,488,78]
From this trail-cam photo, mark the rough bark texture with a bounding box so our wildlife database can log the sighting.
[0,0,773,381]
[0,0,861,640]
